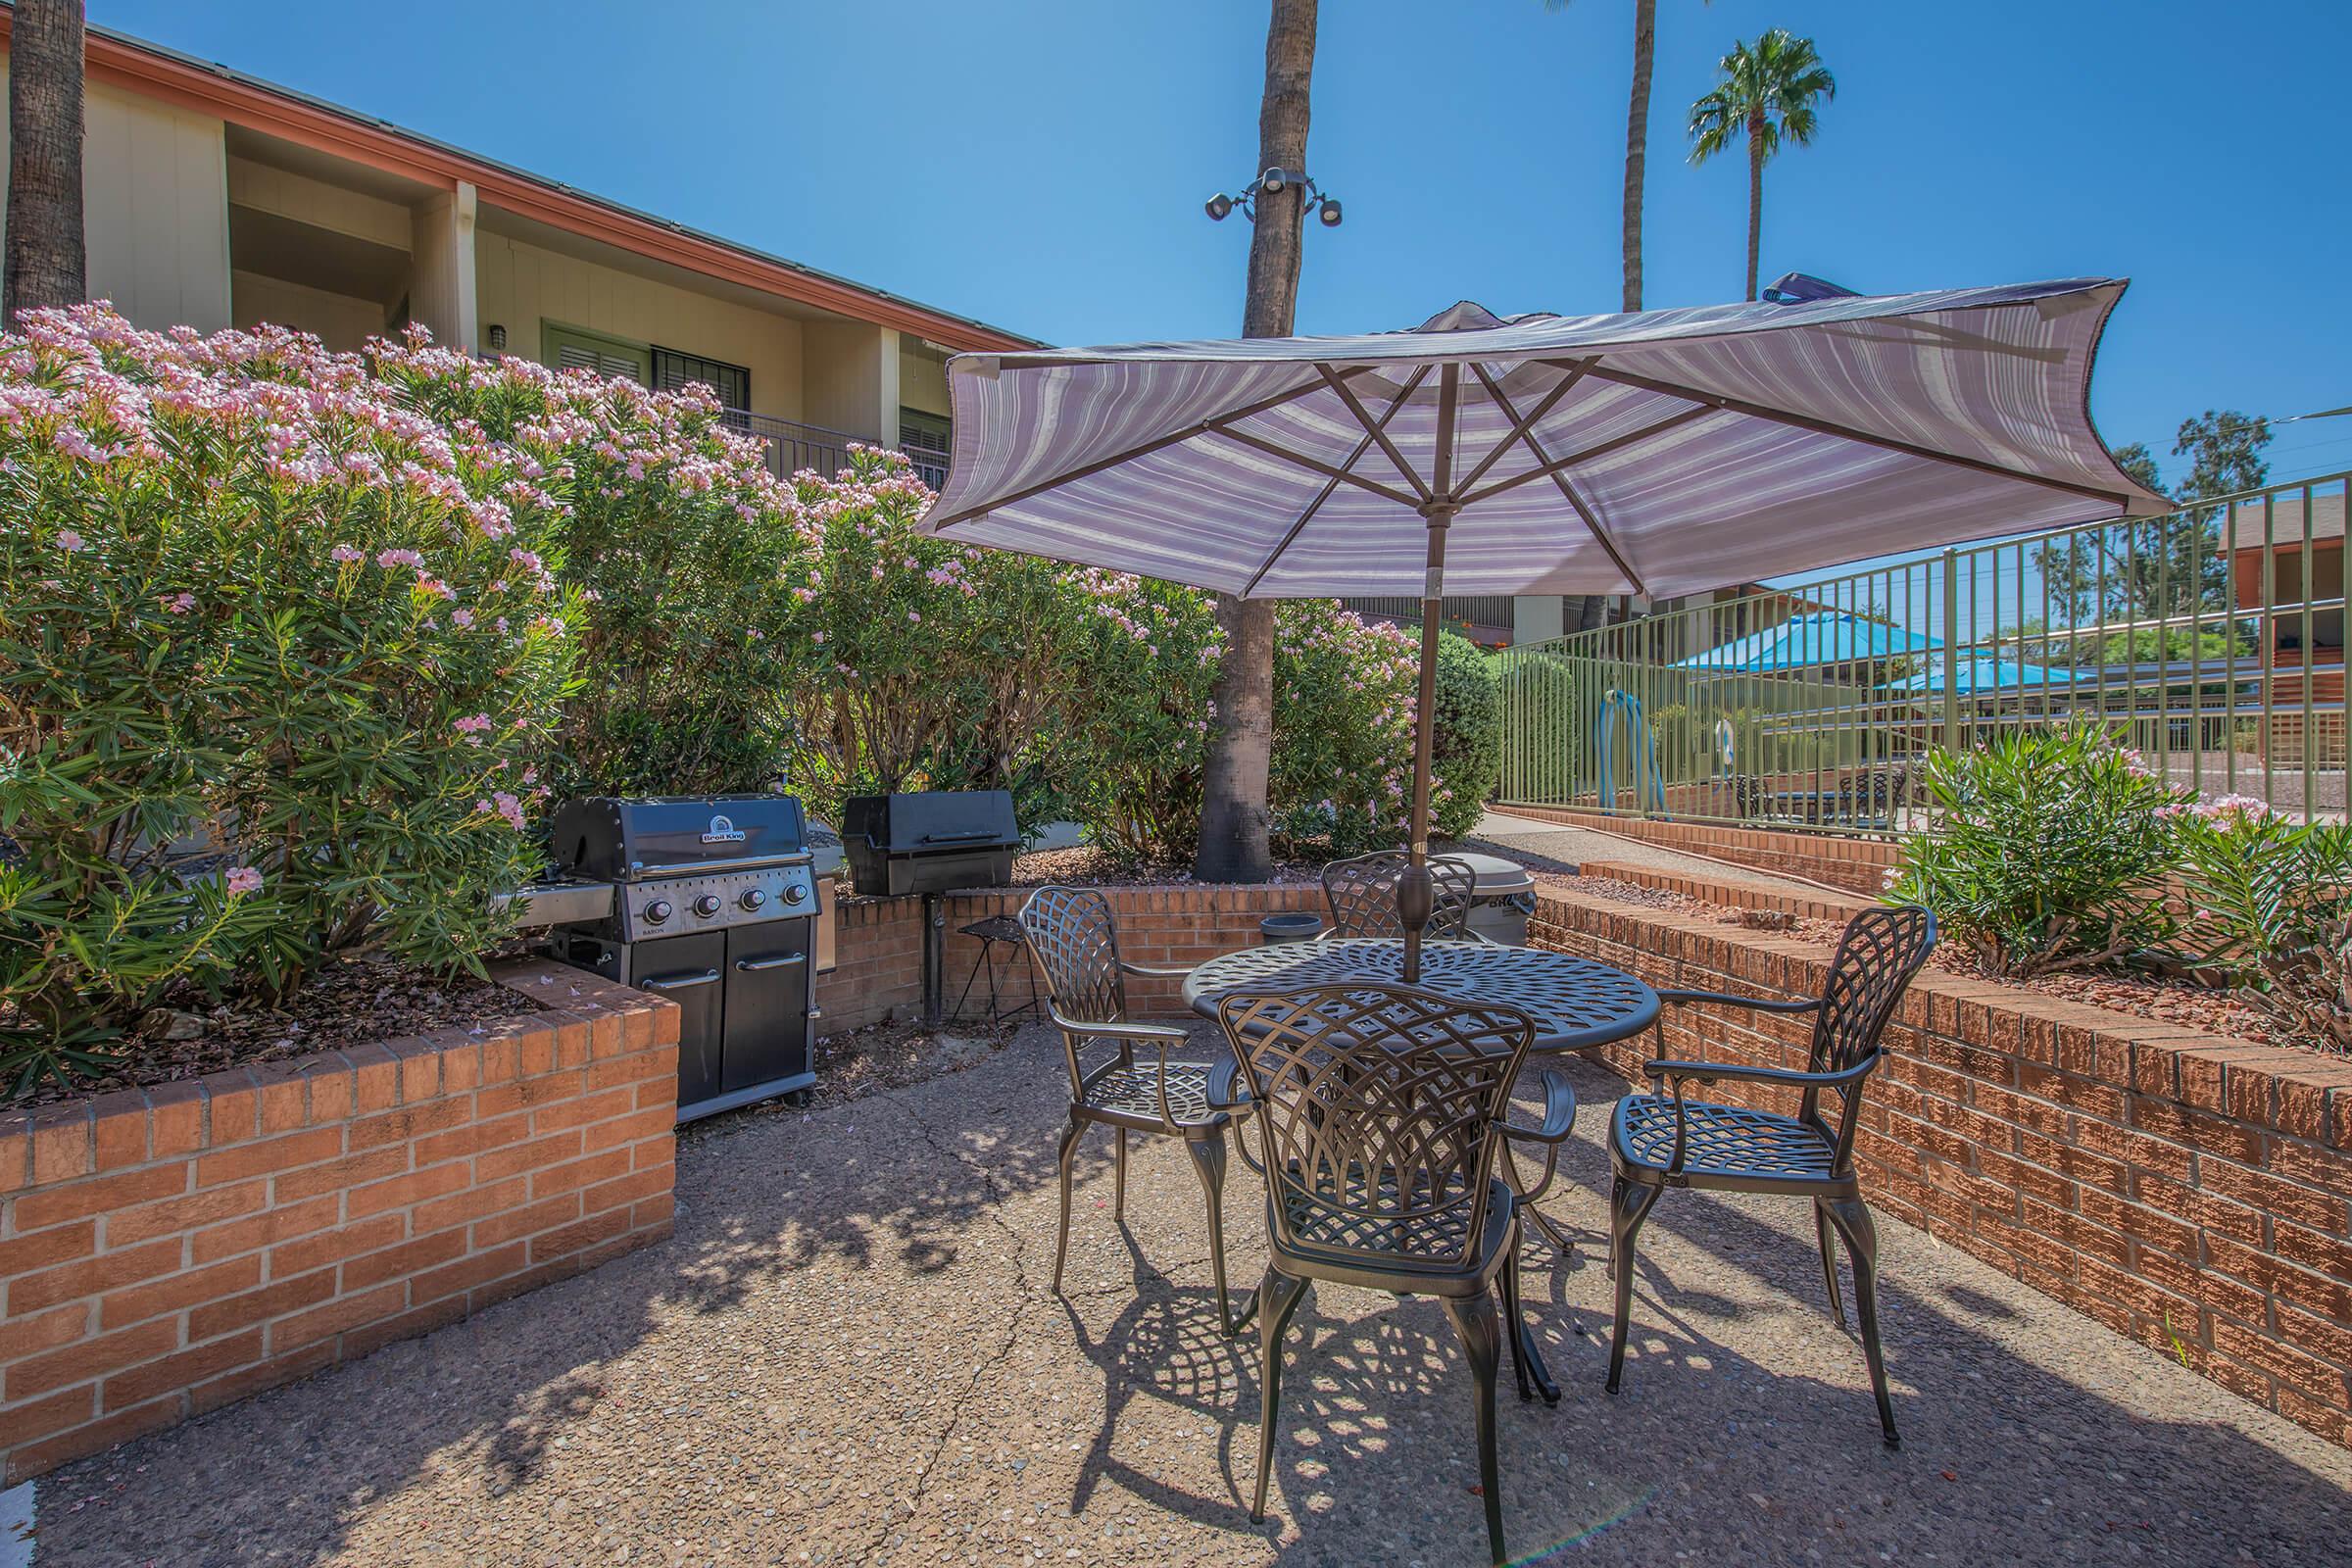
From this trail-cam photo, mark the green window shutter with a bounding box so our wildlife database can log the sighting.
[542,322,650,385]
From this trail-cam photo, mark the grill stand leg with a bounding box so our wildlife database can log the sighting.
[922,892,945,1027]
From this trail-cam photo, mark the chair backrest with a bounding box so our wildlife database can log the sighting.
[1321,851,1478,940]
[1018,885,1130,1025]
[1217,986,1535,1273]
[1804,905,1936,1161]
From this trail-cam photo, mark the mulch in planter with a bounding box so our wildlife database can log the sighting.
[6,957,546,1111]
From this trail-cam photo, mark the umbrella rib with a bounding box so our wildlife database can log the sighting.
[1313,365,1432,503]
[1457,406,1716,507]
[1242,367,1431,597]
[1204,425,1423,509]
[1548,360,2135,509]
[1450,357,1598,495]
[924,367,1373,530]
[1468,363,1648,596]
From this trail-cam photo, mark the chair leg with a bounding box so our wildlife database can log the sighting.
[1112,1128,1128,1221]
[1441,1292,1507,1567]
[1499,1236,1532,1404]
[1825,1197,1899,1447]
[1815,1198,1847,1330]
[1605,1174,1664,1396]
[1250,1269,1312,1524]
[1052,1115,1084,1296]
[1183,1133,1238,1336]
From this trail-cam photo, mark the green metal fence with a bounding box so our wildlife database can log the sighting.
[1496,471,2350,833]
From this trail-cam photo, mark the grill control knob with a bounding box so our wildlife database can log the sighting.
[782,883,808,906]
[739,887,768,911]
[692,894,723,917]
[643,899,672,925]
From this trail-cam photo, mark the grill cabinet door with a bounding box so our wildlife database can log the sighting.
[721,923,812,1094]
[630,932,727,1107]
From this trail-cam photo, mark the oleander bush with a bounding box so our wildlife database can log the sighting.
[1886,725,2188,976]
[2171,802,2352,1054]
[0,306,580,1088]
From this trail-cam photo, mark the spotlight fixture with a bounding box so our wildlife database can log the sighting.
[1202,167,1343,227]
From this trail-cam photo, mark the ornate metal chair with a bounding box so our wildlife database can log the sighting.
[1605,905,1936,1446]
[1019,885,1249,1336]
[1217,984,1576,1567]
[1320,850,1480,940]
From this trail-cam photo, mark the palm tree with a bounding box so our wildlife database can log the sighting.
[4,0,88,323]
[1196,0,1318,882]
[1687,29,1835,300]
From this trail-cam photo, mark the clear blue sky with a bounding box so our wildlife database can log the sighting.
[96,0,2352,484]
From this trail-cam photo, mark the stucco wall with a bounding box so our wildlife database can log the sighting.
[0,60,230,332]
[229,270,387,353]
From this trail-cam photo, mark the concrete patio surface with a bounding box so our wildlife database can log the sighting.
[32,1023,2352,1567]
[1468,809,1841,904]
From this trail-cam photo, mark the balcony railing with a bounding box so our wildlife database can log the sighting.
[727,410,950,492]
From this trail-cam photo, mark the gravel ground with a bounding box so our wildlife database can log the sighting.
[33,1023,2352,1567]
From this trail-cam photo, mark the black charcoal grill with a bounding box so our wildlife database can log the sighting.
[543,795,826,1122]
[843,791,1021,1023]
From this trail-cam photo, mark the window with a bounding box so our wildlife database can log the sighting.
[543,323,649,385]
[653,347,751,414]
[900,407,951,489]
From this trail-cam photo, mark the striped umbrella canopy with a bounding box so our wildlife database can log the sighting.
[922,278,2164,973]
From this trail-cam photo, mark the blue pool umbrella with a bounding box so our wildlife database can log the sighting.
[1888,656,2055,694]
[1675,609,1940,672]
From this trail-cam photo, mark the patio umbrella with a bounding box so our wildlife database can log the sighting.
[923,279,2166,977]
[1675,609,1941,672]
[1887,655,2056,694]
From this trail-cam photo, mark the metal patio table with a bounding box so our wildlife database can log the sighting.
[1181,937,1659,1055]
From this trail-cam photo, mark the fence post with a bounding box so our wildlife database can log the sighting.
[1940,549,1962,755]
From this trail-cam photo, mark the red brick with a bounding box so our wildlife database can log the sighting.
[144,1081,207,1158]
[2200,1157,2347,1236]
[347,1098,474,1152]
[529,1086,635,1134]
[189,1194,339,1265]
[583,1106,675,1153]
[346,1161,471,1219]
[0,1219,97,1279]
[102,1179,269,1250]
[346,1043,401,1113]
[2268,1137,2352,1203]
[409,1240,527,1307]
[254,1068,309,1137]
[2213,1318,2349,1408]
[89,1092,151,1170]
[412,1174,527,1236]
[267,1281,405,1354]
[531,1149,630,1202]
[476,1072,587,1120]
[0,1385,96,1452]
[5,1317,177,1401]
[186,1340,336,1417]
[2273,1217,2352,1283]
[471,1193,580,1249]
[102,1329,263,1414]
[14,1164,187,1233]
[339,1228,467,1292]
[476,1129,582,1184]
[187,1266,337,1342]
[584,1166,670,1216]
[339,1295,469,1361]
[7,1394,182,1477]
[9,1237,182,1315]
[299,1056,356,1126]
[27,1104,94,1186]
[204,1069,262,1147]
[414,1110,530,1167]
[270,1215,408,1281]
[99,1254,262,1331]
[270,1146,407,1203]
[0,1301,89,1363]
[530,1205,630,1264]
[194,1126,345,1189]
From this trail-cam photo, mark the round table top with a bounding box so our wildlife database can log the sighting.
[1181,938,1660,1054]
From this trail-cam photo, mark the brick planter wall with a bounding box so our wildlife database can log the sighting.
[0,961,680,1482]
[1532,887,2352,1447]
[1496,803,1900,895]
[816,883,1326,1033]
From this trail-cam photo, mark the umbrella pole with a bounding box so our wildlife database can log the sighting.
[1398,509,1452,985]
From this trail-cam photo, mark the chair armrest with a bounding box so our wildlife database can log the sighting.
[1204,1055,1251,1111]
[1049,1006,1189,1047]
[1642,1054,1878,1092]
[1655,988,1822,1015]
[1495,1069,1577,1204]
[1117,957,1198,980]
[1497,1069,1577,1146]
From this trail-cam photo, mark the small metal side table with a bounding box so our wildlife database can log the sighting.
[954,913,1042,1024]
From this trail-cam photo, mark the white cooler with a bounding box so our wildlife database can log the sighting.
[1450,852,1538,946]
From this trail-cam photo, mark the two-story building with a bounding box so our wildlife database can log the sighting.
[0,8,1034,485]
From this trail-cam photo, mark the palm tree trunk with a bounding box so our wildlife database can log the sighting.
[1196,0,1316,883]
[4,0,88,323]
[1620,0,1655,314]
[1744,108,1764,301]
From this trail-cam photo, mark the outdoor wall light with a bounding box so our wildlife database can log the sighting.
[487,323,507,351]
[1204,167,1343,227]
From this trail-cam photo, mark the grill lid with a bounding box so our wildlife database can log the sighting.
[549,794,808,881]
[843,791,1020,857]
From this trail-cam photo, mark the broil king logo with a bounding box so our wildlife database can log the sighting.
[701,813,748,845]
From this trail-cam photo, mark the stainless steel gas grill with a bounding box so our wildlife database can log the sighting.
[543,795,824,1122]
[843,790,1021,1023]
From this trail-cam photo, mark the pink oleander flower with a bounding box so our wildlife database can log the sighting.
[450,608,474,628]
[491,791,527,831]
[54,529,85,552]
[162,592,195,613]
[223,866,263,898]
[375,548,422,569]
[330,544,364,564]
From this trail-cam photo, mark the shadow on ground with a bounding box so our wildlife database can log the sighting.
[31,1029,2352,1568]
